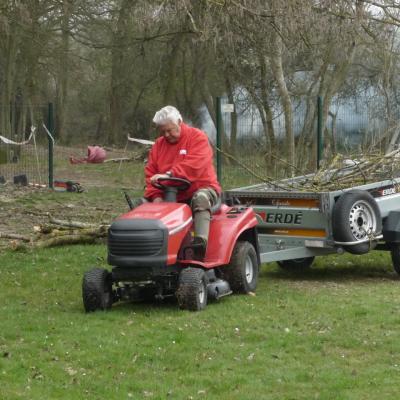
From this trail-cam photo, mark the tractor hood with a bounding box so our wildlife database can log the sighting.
[108,203,193,268]
[117,203,192,234]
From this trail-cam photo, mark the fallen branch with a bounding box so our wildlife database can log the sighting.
[48,216,98,229]
[13,234,106,251]
[104,157,133,163]
[37,225,108,237]
[33,233,105,249]
[3,215,110,250]
[0,232,31,242]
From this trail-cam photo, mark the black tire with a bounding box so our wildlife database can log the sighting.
[390,243,400,275]
[82,268,113,312]
[277,257,315,272]
[223,241,259,294]
[176,267,208,311]
[332,190,382,255]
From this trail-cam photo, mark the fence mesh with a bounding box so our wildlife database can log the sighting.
[0,105,50,186]
[218,97,400,189]
[2,98,400,191]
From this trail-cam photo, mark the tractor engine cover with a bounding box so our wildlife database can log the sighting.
[108,219,168,268]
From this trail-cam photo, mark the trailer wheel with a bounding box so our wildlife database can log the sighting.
[176,267,208,311]
[332,190,381,255]
[277,257,315,272]
[223,241,259,294]
[82,268,113,312]
[390,243,400,275]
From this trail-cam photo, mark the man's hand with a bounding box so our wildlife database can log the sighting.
[150,173,170,183]
[153,197,163,203]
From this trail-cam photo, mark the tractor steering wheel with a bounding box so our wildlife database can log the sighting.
[151,176,191,191]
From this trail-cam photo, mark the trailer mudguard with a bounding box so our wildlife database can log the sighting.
[383,211,400,243]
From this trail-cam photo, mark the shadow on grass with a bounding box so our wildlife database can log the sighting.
[262,262,400,283]
[74,292,231,317]
[114,296,179,312]
[112,295,229,314]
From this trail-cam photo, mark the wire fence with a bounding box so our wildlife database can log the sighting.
[0,104,52,187]
[217,96,400,189]
[2,97,400,192]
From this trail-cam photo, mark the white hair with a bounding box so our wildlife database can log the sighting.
[152,106,182,126]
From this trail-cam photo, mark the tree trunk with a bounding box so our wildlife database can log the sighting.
[163,35,184,105]
[259,55,276,152]
[55,0,72,142]
[269,31,295,176]
[109,0,134,145]
[225,75,237,154]
[1,12,19,138]
[245,84,275,155]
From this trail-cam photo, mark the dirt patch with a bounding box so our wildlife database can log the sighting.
[0,180,131,251]
[53,145,147,189]
[0,144,148,250]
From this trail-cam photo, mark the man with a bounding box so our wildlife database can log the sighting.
[144,105,221,259]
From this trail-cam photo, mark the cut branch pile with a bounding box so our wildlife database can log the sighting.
[288,150,400,192]
[224,148,400,192]
[3,216,109,251]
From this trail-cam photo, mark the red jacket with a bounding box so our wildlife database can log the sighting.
[144,123,221,202]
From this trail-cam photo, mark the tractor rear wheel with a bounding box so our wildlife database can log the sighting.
[223,241,259,294]
[176,267,208,311]
[82,268,113,312]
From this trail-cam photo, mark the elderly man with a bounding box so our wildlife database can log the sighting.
[144,105,221,259]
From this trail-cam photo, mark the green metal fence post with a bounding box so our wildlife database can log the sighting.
[216,97,222,184]
[317,96,323,170]
[48,102,54,189]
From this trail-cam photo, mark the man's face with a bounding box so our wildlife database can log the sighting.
[158,121,181,144]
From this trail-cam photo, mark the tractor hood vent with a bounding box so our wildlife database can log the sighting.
[108,218,168,268]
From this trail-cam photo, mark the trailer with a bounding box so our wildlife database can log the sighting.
[226,173,400,273]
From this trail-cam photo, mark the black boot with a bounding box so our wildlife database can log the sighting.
[191,237,207,261]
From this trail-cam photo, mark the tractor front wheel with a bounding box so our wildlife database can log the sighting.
[82,268,113,312]
[176,267,208,311]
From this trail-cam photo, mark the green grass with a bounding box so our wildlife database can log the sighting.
[1,157,399,399]
[1,247,399,399]
[53,156,146,189]
[13,185,138,211]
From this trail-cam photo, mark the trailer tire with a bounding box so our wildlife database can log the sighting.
[332,190,381,255]
[223,241,259,294]
[277,257,315,272]
[390,243,400,275]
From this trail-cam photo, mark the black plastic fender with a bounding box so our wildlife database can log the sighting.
[383,211,400,243]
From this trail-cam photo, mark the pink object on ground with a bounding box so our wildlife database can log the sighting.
[70,146,107,164]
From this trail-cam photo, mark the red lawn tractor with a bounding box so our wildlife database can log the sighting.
[82,178,260,311]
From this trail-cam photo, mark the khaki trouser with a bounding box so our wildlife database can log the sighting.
[190,188,219,242]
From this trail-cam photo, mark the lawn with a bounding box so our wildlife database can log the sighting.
[1,245,399,400]
[1,157,400,399]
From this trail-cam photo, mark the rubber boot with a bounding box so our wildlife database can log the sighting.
[193,210,211,260]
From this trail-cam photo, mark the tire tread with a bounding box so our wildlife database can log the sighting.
[223,241,258,293]
[176,267,207,311]
[82,268,112,312]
